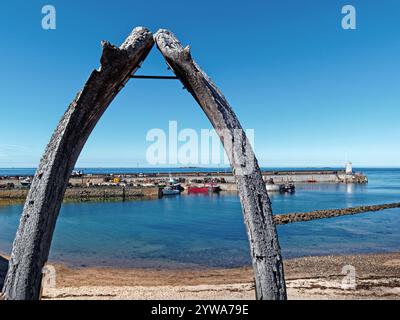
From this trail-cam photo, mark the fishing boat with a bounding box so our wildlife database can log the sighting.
[265,178,283,192]
[161,176,184,196]
[20,178,32,187]
[187,182,221,194]
[187,186,209,194]
[283,183,295,193]
[208,182,221,193]
[167,176,184,192]
[71,170,84,177]
[162,186,181,196]
[265,179,295,193]
[265,183,283,192]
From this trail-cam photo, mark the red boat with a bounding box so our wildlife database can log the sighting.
[187,186,209,194]
[187,183,221,194]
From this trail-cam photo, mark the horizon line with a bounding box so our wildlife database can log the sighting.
[1,166,400,169]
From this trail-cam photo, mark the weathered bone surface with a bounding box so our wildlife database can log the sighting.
[2,27,154,300]
[155,30,287,300]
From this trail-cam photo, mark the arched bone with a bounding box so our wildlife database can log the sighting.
[2,27,154,300]
[154,29,287,300]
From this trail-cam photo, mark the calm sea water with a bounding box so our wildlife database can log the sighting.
[0,168,399,268]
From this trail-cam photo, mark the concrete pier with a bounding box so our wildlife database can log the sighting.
[135,169,368,184]
[261,170,368,184]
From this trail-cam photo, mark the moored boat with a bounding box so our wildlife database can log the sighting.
[265,178,296,193]
[71,170,84,177]
[265,178,295,193]
[283,183,295,193]
[168,176,184,192]
[187,186,209,194]
[20,178,32,187]
[265,178,283,192]
[208,182,221,193]
[162,186,181,196]
[161,176,184,196]
[265,183,283,192]
[188,182,221,194]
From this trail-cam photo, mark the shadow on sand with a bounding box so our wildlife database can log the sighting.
[0,255,8,290]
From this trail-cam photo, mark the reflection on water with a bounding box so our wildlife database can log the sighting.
[346,183,355,194]
[0,169,399,268]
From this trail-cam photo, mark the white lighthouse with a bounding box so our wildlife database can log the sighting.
[345,161,353,174]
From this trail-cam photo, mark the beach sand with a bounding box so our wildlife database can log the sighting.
[2,253,399,300]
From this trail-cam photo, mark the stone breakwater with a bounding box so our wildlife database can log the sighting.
[274,202,400,225]
[146,169,368,184]
[261,170,368,184]
[0,186,161,201]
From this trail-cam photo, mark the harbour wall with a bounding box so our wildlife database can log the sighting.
[0,186,161,201]
[262,171,367,184]
[168,170,367,185]
[0,169,368,200]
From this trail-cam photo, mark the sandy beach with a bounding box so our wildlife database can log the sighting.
[2,252,399,300]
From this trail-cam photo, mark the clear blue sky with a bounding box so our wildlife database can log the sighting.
[0,0,399,168]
